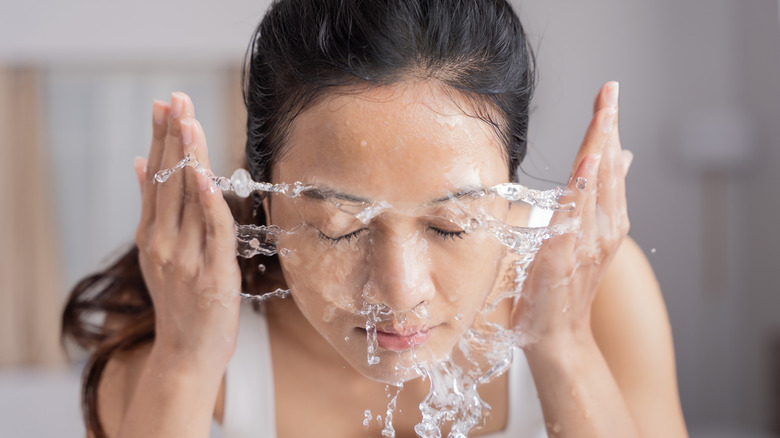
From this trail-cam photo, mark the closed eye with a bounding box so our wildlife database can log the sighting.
[428,226,466,241]
[317,228,367,244]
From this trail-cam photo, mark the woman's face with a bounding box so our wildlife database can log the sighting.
[268,82,510,383]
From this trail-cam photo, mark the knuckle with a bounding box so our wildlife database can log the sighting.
[175,257,201,281]
[146,235,174,269]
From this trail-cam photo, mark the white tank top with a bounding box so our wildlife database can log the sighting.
[214,207,553,438]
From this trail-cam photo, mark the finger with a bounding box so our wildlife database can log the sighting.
[190,119,212,171]
[181,118,210,248]
[575,82,619,173]
[140,100,170,226]
[569,106,615,179]
[156,92,196,232]
[197,172,238,266]
[595,102,623,233]
[537,154,601,278]
[592,81,619,115]
[553,153,601,224]
[133,156,147,193]
[617,150,634,236]
[612,149,633,235]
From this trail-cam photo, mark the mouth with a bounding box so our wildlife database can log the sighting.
[358,326,435,352]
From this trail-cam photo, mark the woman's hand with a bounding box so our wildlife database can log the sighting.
[133,92,241,368]
[511,81,633,348]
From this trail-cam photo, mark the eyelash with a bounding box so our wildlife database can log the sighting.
[429,227,466,241]
[318,226,466,244]
[318,229,366,244]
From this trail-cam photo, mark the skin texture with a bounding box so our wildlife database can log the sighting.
[91,82,689,438]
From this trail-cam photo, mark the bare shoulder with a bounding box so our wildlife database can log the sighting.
[590,236,689,437]
[90,343,155,437]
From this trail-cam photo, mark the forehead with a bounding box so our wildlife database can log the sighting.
[276,82,508,205]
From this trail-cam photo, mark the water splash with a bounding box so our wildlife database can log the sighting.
[239,288,290,303]
[360,303,393,366]
[382,384,404,438]
[236,224,281,258]
[491,182,573,210]
[154,156,310,198]
[154,157,579,436]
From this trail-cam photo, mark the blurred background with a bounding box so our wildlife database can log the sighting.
[0,0,777,436]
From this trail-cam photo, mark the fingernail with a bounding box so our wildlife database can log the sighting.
[180,119,193,146]
[605,81,619,108]
[601,108,616,133]
[152,100,166,125]
[170,92,184,118]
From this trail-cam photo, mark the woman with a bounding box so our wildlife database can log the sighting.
[62,0,689,437]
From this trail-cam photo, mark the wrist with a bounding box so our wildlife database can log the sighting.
[149,339,232,378]
[522,328,600,369]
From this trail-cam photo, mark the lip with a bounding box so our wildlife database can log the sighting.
[373,326,434,351]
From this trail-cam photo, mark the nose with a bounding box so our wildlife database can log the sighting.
[365,230,436,314]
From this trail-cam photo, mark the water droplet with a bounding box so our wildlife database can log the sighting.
[411,303,430,320]
[344,336,350,342]
[360,139,368,147]
[216,177,231,191]
[455,313,463,321]
[230,168,253,198]
[365,315,380,365]
[154,168,174,183]
[363,410,372,427]
[257,264,266,274]
[575,177,587,190]
[650,248,657,254]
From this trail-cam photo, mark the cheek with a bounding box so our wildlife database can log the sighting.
[430,233,505,307]
[278,232,369,311]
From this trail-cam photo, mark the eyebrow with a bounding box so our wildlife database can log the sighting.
[299,185,487,205]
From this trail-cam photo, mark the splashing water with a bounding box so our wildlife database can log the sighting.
[239,288,290,303]
[382,384,404,438]
[155,156,579,436]
[363,410,373,427]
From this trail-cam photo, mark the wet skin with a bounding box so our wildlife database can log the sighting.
[268,81,512,383]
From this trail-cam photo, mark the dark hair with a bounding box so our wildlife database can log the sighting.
[62,1,535,436]
[244,0,534,187]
